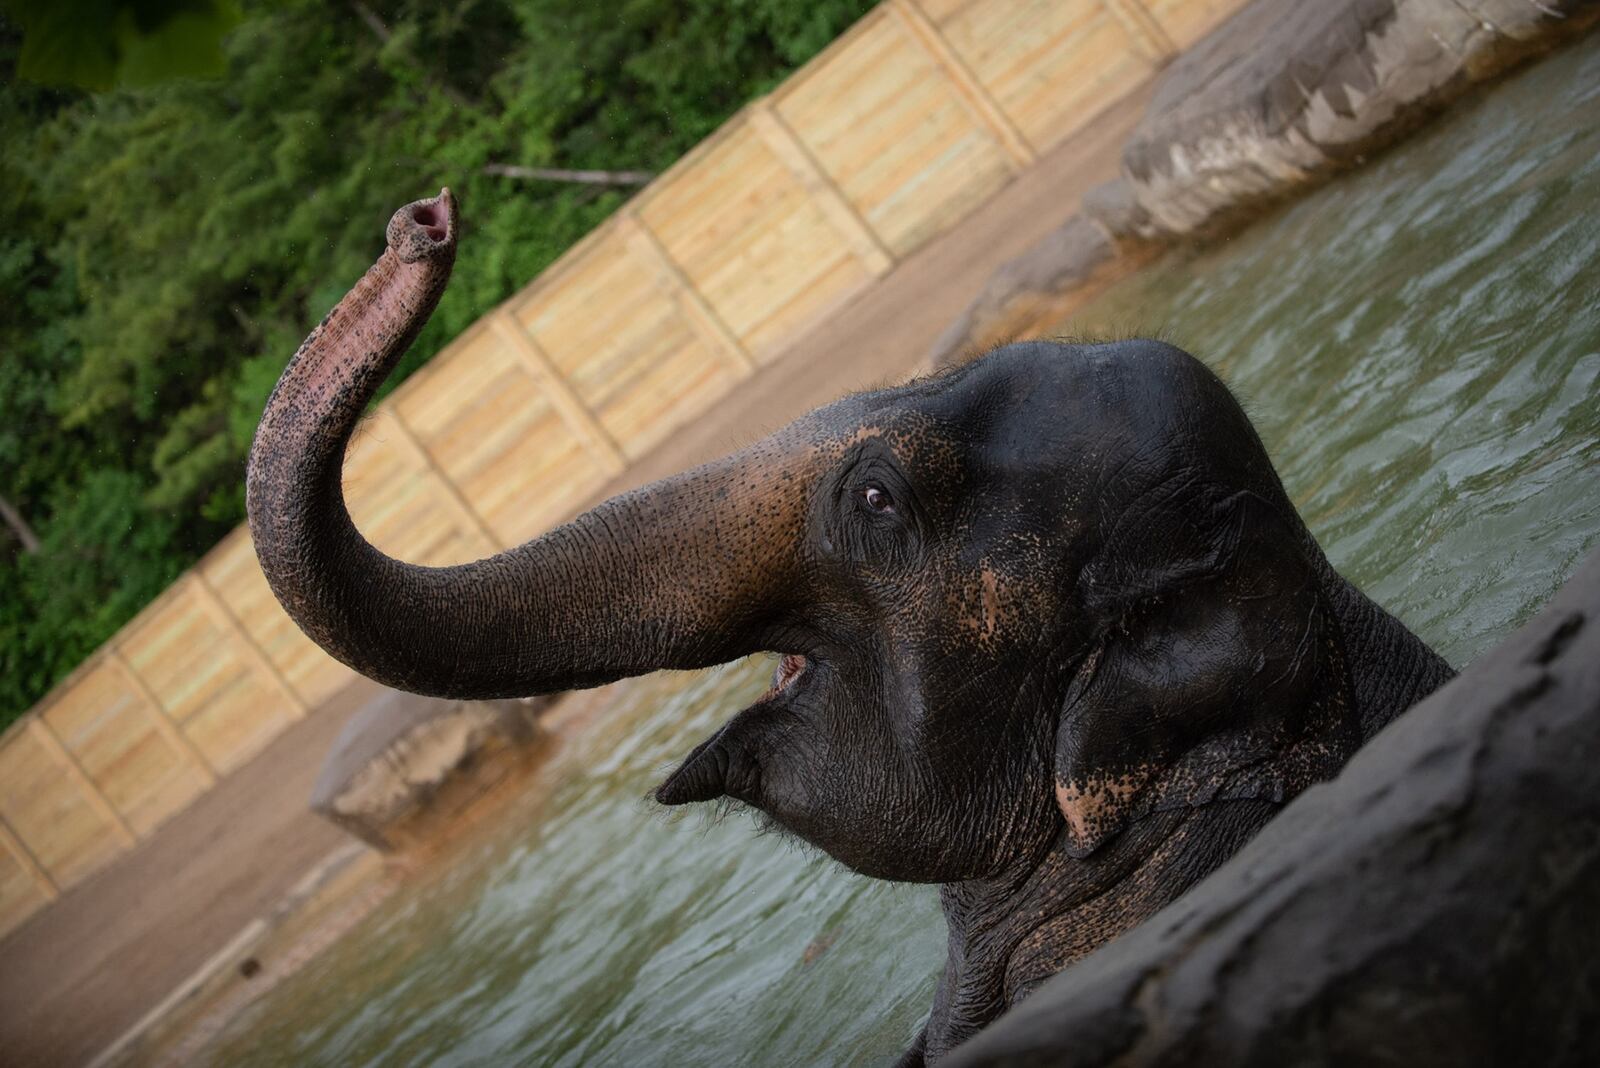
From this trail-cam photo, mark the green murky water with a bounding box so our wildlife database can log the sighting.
[207,42,1600,1068]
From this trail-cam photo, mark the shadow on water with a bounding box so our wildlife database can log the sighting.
[205,41,1600,1068]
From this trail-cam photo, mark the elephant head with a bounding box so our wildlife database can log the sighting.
[248,195,1453,1059]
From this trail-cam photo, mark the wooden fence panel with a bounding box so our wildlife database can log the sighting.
[199,530,356,711]
[340,406,500,566]
[117,584,294,776]
[0,726,125,887]
[39,660,206,837]
[776,7,1016,258]
[0,835,51,939]
[925,0,1155,152]
[514,226,745,461]
[637,120,876,362]
[390,327,609,549]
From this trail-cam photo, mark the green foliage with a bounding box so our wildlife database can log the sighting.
[0,0,877,723]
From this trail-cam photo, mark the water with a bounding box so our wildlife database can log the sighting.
[1060,43,1600,668]
[207,663,943,1067]
[206,42,1600,1068]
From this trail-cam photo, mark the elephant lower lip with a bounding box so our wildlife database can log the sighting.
[760,654,808,702]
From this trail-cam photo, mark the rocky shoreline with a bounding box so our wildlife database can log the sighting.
[929,0,1600,368]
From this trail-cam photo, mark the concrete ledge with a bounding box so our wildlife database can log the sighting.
[85,842,371,1068]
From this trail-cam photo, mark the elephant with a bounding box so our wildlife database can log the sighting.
[247,192,1454,1064]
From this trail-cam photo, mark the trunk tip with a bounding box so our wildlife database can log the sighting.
[387,189,458,264]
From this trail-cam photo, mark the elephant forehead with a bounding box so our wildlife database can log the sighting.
[796,395,963,458]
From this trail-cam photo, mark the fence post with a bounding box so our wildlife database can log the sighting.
[615,211,757,379]
[381,407,509,552]
[29,717,137,848]
[188,572,313,720]
[888,0,1038,169]
[0,810,59,902]
[105,648,219,788]
[489,310,629,475]
[746,101,895,276]
[1099,0,1178,63]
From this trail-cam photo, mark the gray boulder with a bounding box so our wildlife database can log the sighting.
[310,690,550,851]
[927,215,1116,370]
[1098,0,1600,240]
[930,0,1600,371]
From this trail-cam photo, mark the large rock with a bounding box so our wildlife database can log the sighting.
[949,548,1600,1066]
[927,215,1118,369]
[930,0,1599,369]
[1096,0,1600,241]
[310,690,551,851]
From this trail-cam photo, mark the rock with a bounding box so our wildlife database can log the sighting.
[927,214,1117,370]
[309,690,552,851]
[948,548,1600,1067]
[930,0,1599,370]
[1078,179,1150,245]
[1102,0,1600,241]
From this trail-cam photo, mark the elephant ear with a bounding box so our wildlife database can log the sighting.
[1053,489,1358,857]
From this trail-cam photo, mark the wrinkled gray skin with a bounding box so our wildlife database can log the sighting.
[247,194,1453,1063]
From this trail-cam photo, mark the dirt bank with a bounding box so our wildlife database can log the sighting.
[0,678,385,1066]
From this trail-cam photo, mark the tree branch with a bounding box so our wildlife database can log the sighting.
[482,164,655,187]
[347,0,471,109]
[0,493,41,554]
[347,0,392,43]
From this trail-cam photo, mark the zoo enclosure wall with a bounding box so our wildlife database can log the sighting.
[0,0,1246,939]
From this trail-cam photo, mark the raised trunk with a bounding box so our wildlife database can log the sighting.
[247,192,809,699]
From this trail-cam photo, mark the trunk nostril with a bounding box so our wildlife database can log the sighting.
[387,191,454,261]
[411,204,446,241]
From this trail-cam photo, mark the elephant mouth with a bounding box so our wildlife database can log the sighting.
[759,653,809,702]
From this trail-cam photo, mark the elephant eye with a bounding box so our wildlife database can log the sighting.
[862,484,895,513]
